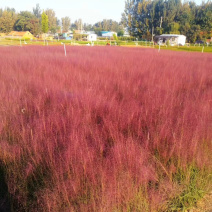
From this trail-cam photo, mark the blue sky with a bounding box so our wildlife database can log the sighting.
[1,0,203,24]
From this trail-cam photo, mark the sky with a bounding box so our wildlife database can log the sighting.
[0,0,125,24]
[1,0,203,24]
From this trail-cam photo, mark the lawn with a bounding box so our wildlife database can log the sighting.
[1,38,212,53]
[155,45,212,53]
[0,46,212,211]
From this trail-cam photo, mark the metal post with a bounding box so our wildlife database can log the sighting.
[64,44,66,56]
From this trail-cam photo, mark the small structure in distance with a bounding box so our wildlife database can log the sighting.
[154,34,186,46]
[101,31,117,39]
[7,31,34,40]
[87,34,97,42]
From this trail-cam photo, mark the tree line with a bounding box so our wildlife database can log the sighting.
[0,4,72,35]
[0,4,124,36]
[122,0,212,42]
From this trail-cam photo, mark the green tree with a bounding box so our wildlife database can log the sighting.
[0,10,17,32]
[45,9,57,33]
[41,11,48,33]
[187,25,201,43]
[118,30,124,36]
[15,11,36,31]
[196,1,212,39]
[33,4,41,19]
[30,18,40,35]
[62,16,71,32]
[75,19,83,30]
[170,22,180,34]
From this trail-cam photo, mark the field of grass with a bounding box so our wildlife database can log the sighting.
[155,45,212,53]
[1,38,212,53]
[0,46,212,211]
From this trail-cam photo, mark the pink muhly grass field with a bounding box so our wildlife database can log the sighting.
[0,46,212,211]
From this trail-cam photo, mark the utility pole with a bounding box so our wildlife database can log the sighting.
[152,26,154,42]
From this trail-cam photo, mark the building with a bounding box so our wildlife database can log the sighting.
[154,34,186,46]
[0,33,6,37]
[65,35,73,40]
[7,31,34,39]
[87,34,97,41]
[101,31,117,38]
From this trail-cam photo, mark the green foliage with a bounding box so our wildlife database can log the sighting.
[33,4,41,19]
[168,167,210,211]
[45,9,57,33]
[93,19,123,34]
[0,10,16,33]
[117,30,124,36]
[123,0,212,43]
[61,16,71,32]
[113,33,118,40]
[15,11,35,32]
[41,11,48,33]
[73,33,87,41]
[169,22,180,34]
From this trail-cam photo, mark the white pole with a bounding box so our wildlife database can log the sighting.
[64,44,66,56]
[202,46,204,53]
[158,44,160,52]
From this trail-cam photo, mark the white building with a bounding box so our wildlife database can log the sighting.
[87,34,97,41]
[101,31,117,38]
[154,34,186,46]
[84,31,95,35]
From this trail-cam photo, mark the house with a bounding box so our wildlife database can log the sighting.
[62,32,73,40]
[65,35,73,40]
[87,34,97,42]
[63,33,68,38]
[154,34,186,46]
[0,33,6,37]
[7,31,34,39]
[101,31,117,38]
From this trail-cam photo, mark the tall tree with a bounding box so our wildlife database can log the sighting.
[196,1,212,38]
[30,18,40,35]
[45,9,57,33]
[0,10,17,32]
[61,16,71,32]
[33,4,41,19]
[75,19,83,30]
[0,9,3,17]
[41,11,48,33]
